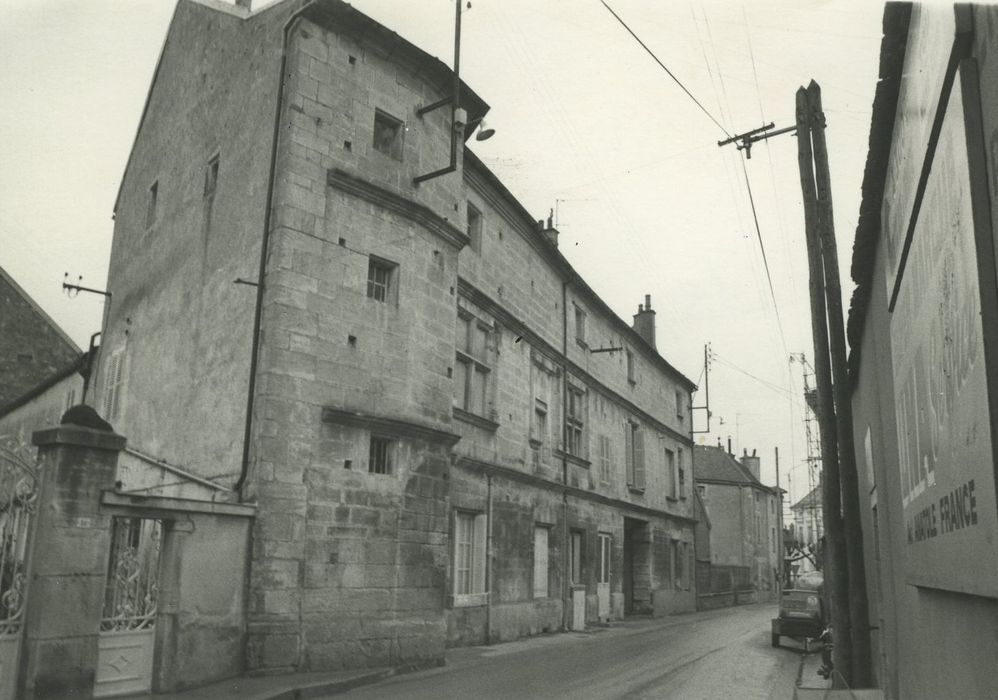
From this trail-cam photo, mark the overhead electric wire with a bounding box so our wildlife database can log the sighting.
[600,0,731,139]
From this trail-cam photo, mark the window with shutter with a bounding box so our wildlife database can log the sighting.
[102,349,126,422]
[533,526,549,598]
[633,427,645,490]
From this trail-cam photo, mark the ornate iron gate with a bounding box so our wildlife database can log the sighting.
[0,437,38,700]
[95,517,161,698]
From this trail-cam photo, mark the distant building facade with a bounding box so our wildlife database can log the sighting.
[847,4,998,697]
[693,445,781,602]
[94,0,698,686]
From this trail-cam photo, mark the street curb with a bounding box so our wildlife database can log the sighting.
[262,668,396,700]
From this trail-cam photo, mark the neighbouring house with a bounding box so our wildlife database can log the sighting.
[846,3,998,698]
[785,484,822,581]
[84,0,698,693]
[0,265,87,442]
[693,444,781,607]
[0,265,85,419]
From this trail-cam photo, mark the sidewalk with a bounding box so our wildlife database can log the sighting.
[119,668,395,700]
[793,647,884,700]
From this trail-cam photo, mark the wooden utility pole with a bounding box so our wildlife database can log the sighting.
[807,80,872,687]
[795,86,852,685]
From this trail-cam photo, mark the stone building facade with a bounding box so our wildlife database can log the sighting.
[98,0,696,680]
[693,445,781,600]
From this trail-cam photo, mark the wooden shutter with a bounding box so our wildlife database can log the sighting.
[533,526,549,597]
[625,423,634,486]
[473,513,487,594]
[633,428,645,490]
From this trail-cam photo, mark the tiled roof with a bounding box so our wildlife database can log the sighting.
[693,444,768,488]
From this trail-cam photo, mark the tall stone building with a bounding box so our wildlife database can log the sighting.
[98,0,696,681]
[693,444,781,601]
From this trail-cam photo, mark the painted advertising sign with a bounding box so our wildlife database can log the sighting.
[889,73,998,598]
[882,4,956,296]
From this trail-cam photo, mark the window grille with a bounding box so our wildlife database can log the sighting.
[369,435,392,474]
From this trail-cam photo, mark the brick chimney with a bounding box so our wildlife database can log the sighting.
[740,448,761,482]
[632,294,656,349]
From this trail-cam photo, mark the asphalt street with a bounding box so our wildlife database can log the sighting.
[335,603,804,699]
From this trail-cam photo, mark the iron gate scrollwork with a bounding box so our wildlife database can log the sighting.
[0,436,39,640]
[101,517,161,632]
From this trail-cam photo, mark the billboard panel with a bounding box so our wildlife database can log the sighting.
[889,72,998,598]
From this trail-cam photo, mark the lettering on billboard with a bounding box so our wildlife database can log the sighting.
[888,73,998,597]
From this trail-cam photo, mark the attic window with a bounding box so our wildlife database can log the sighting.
[373,109,404,160]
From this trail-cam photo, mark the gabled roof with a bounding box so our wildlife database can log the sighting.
[693,444,772,490]
[0,265,84,409]
[791,484,823,511]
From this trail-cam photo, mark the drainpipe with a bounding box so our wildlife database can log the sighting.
[486,473,493,644]
[561,278,570,631]
[236,1,314,497]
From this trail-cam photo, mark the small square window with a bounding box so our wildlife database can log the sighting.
[467,203,483,253]
[146,180,158,229]
[373,109,404,160]
[369,435,393,474]
[367,256,397,303]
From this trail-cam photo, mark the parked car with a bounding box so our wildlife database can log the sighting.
[771,571,825,647]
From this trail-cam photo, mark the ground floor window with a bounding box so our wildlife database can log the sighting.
[570,530,583,584]
[454,511,487,600]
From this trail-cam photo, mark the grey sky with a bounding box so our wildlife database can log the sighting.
[0,0,888,506]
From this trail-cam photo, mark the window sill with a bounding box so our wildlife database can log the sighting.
[453,407,499,432]
[628,486,645,495]
[553,449,591,469]
[449,592,488,608]
[666,496,678,502]
[528,437,543,449]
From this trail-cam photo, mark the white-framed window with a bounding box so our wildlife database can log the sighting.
[565,385,585,457]
[533,525,550,598]
[368,435,393,474]
[373,109,404,160]
[454,310,494,418]
[366,255,397,304]
[625,421,644,490]
[467,202,483,253]
[102,347,126,422]
[598,435,611,483]
[570,530,583,584]
[453,511,487,602]
[598,532,612,584]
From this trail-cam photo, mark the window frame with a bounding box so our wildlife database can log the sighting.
[467,202,483,253]
[454,310,495,420]
[573,304,586,347]
[625,420,645,491]
[372,108,404,160]
[598,434,611,484]
[598,532,612,584]
[570,530,583,584]
[564,385,586,458]
[366,255,398,304]
[368,434,394,475]
[665,447,677,499]
[453,510,487,605]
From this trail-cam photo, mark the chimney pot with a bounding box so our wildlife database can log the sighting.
[645,294,651,309]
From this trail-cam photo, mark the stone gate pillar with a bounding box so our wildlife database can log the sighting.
[18,416,124,700]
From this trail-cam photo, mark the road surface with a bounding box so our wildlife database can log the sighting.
[336,602,804,699]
